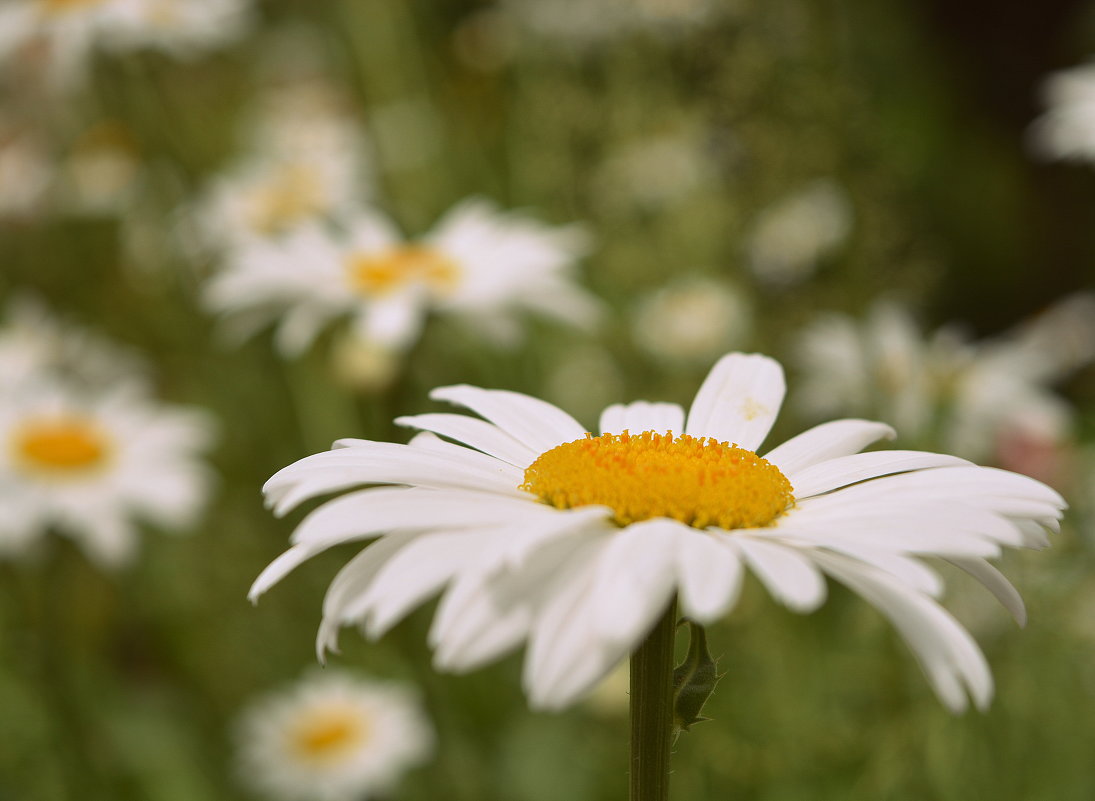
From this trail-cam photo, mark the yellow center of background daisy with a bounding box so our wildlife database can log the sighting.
[289,706,370,764]
[12,418,110,475]
[41,0,107,14]
[347,245,459,297]
[521,431,794,529]
[248,165,324,235]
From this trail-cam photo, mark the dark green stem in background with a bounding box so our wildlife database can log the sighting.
[629,599,677,801]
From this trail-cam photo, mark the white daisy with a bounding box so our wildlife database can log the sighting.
[204,198,599,357]
[1029,59,1095,164]
[106,0,254,59]
[186,91,372,253]
[0,116,53,221]
[251,352,1064,713]
[794,296,1095,464]
[632,276,752,364]
[0,379,214,568]
[0,0,125,89]
[746,179,853,286]
[234,670,433,801]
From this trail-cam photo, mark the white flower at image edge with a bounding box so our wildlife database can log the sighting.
[0,381,214,567]
[251,353,1065,713]
[235,670,433,801]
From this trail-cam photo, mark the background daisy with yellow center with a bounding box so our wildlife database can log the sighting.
[234,670,434,801]
[252,352,1064,713]
[204,198,600,358]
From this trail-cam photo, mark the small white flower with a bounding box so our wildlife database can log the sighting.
[0,380,214,567]
[0,117,53,221]
[252,352,1064,713]
[186,89,373,252]
[204,199,599,356]
[794,296,1095,464]
[1029,59,1095,164]
[746,179,853,286]
[632,276,752,363]
[107,0,254,59]
[234,670,433,801]
[0,0,251,90]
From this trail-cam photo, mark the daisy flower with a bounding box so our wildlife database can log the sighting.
[234,670,433,801]
[107,0,254,59]
[0,379,214,567]
[794,296,1095,464]
[1029,59,1095,164]
[251,352,1064,713]
[204,198,599,357]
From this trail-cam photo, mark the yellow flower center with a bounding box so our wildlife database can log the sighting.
[346,245,460,297]
[521,431,794,530]
[247,164,325,235]
[289,706,370,764]
[40,0,106,14]
[12,417,110,476]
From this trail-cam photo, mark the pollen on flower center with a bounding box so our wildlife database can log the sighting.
[12,417,110,475]
[521,431,794,530]
[346,245,460,297]
[289,707,370,764]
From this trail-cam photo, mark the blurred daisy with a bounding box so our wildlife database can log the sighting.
[0,380,213,567]
[235,670,433,801]
[1029,59,1095,163]
[205,199,599,356]
[56,121,143,217]
[0,0,251,90]
[746,179,853,286]
[794,296,1095,464]
[187,88,372,252]
[0,118,52,221]
[108,0,254,59]
[501,0,734,47]
[632,276,752,364]
[251,352,1063,713]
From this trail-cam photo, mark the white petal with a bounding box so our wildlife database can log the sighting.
[598,402,685,436]
[946,557,1027,626]
[316,532,419,656]
[354,292,426,350]
[394,413,538,467]
[684,352,785,450]
[763,419,896,474]
[430,384,586,454]
[353,530,493,637]
[676,531,745,623]
[589,521,681,646]
[430,571,533,671]
[736,537,827,612]
[813,551,993,713]
[263,441,524,515]
[788,452,970,499]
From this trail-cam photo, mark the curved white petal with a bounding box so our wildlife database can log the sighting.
[946,557,1027,626]
[598,402,685,436]
[394,413,537,468]
[676,531,745,623]
[736,537,827,612]
[813,551,993,713]
[430,385,586,454]
[588,520,681,646]
[684,352,785,451]
[763,419,896,474]
[788,451,970,499]
[263,441,524,515]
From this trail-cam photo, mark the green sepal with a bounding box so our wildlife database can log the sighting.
[671,620,723,738]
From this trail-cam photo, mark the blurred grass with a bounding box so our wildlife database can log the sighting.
[3,0,1095,799]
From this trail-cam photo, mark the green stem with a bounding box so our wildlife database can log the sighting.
[629,599,677,801]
